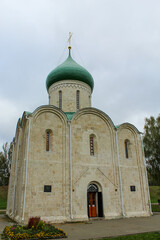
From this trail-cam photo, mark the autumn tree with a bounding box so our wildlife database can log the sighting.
[143,115,160,185]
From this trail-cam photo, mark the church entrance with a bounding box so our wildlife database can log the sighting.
[88,192,97,217]
[87,183,103,218]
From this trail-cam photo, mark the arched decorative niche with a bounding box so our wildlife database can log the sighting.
[87,184,98,193]
[87,181,102,192]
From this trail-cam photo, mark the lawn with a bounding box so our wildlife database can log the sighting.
[98,232,160,240]
[151,204,160,212]
[0,186,8,209]
[149,186,160,203]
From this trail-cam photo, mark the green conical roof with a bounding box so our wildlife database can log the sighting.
[46,51,94,92]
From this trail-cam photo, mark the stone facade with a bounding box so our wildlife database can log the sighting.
[7,52,151,224]
[48,80,92,112]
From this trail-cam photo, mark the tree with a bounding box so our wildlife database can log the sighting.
[143,115,160,185]
[0,141,13,186]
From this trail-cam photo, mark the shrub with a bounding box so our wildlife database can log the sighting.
[36,220,46,230]
[27,217,40,229]
[3,221,67,240]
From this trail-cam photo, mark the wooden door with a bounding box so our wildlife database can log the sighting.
[88,192,97,217]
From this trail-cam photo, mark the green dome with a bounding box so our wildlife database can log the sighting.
[46,52,94,92]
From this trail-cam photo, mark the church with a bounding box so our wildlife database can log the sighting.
[7,41,151,224]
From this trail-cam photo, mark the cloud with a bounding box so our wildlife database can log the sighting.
[0,97,21,149]
[0,0,160,146]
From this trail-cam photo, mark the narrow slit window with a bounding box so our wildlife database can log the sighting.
[46,131,50,151]
[90,136,94,156]
[59,90,62,110]
[76,90,80,110]
[125,140,129,159]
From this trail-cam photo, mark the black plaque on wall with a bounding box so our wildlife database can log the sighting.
[130,186,136,192]
[44,185,52,192]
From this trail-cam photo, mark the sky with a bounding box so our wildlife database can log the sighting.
[0,0,160,150]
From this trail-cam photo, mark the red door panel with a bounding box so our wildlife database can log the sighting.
[88,192,97,217]
[91,193,97,217]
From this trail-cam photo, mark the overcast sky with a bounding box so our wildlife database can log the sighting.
[0,0,160,150]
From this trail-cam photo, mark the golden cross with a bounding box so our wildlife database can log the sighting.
[68,32,72,49]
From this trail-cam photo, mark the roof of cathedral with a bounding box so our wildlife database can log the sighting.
[64,112,75,120]
[46,51,94,92]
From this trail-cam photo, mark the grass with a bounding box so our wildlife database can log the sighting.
[0,186,8,209]
[149,186,160,203]
[98,232,160,240]
[151,205,160,212]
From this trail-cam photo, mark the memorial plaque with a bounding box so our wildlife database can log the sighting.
[44,185,52,192]
[130,185,136,192]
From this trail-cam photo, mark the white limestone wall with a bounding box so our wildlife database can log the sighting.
[7,106,151,224]
[48,80,92,112]
[6,138,17,216]
[20,107,69,224]
[117,125,151,217]
[14,119,29,222]
[7,119,22,218]
[71,109,122,220]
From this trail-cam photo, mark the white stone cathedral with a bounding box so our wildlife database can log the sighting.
[7,44,151,224]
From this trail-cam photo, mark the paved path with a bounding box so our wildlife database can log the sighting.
[56,214,160,240]
[0,214,160,240]
[0,214,14,235]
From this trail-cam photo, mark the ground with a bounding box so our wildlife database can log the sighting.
[0,213,160,239]
[0,186,160,239]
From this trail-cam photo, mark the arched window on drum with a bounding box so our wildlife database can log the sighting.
[76,90,80,110]
[59,90,62,110]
